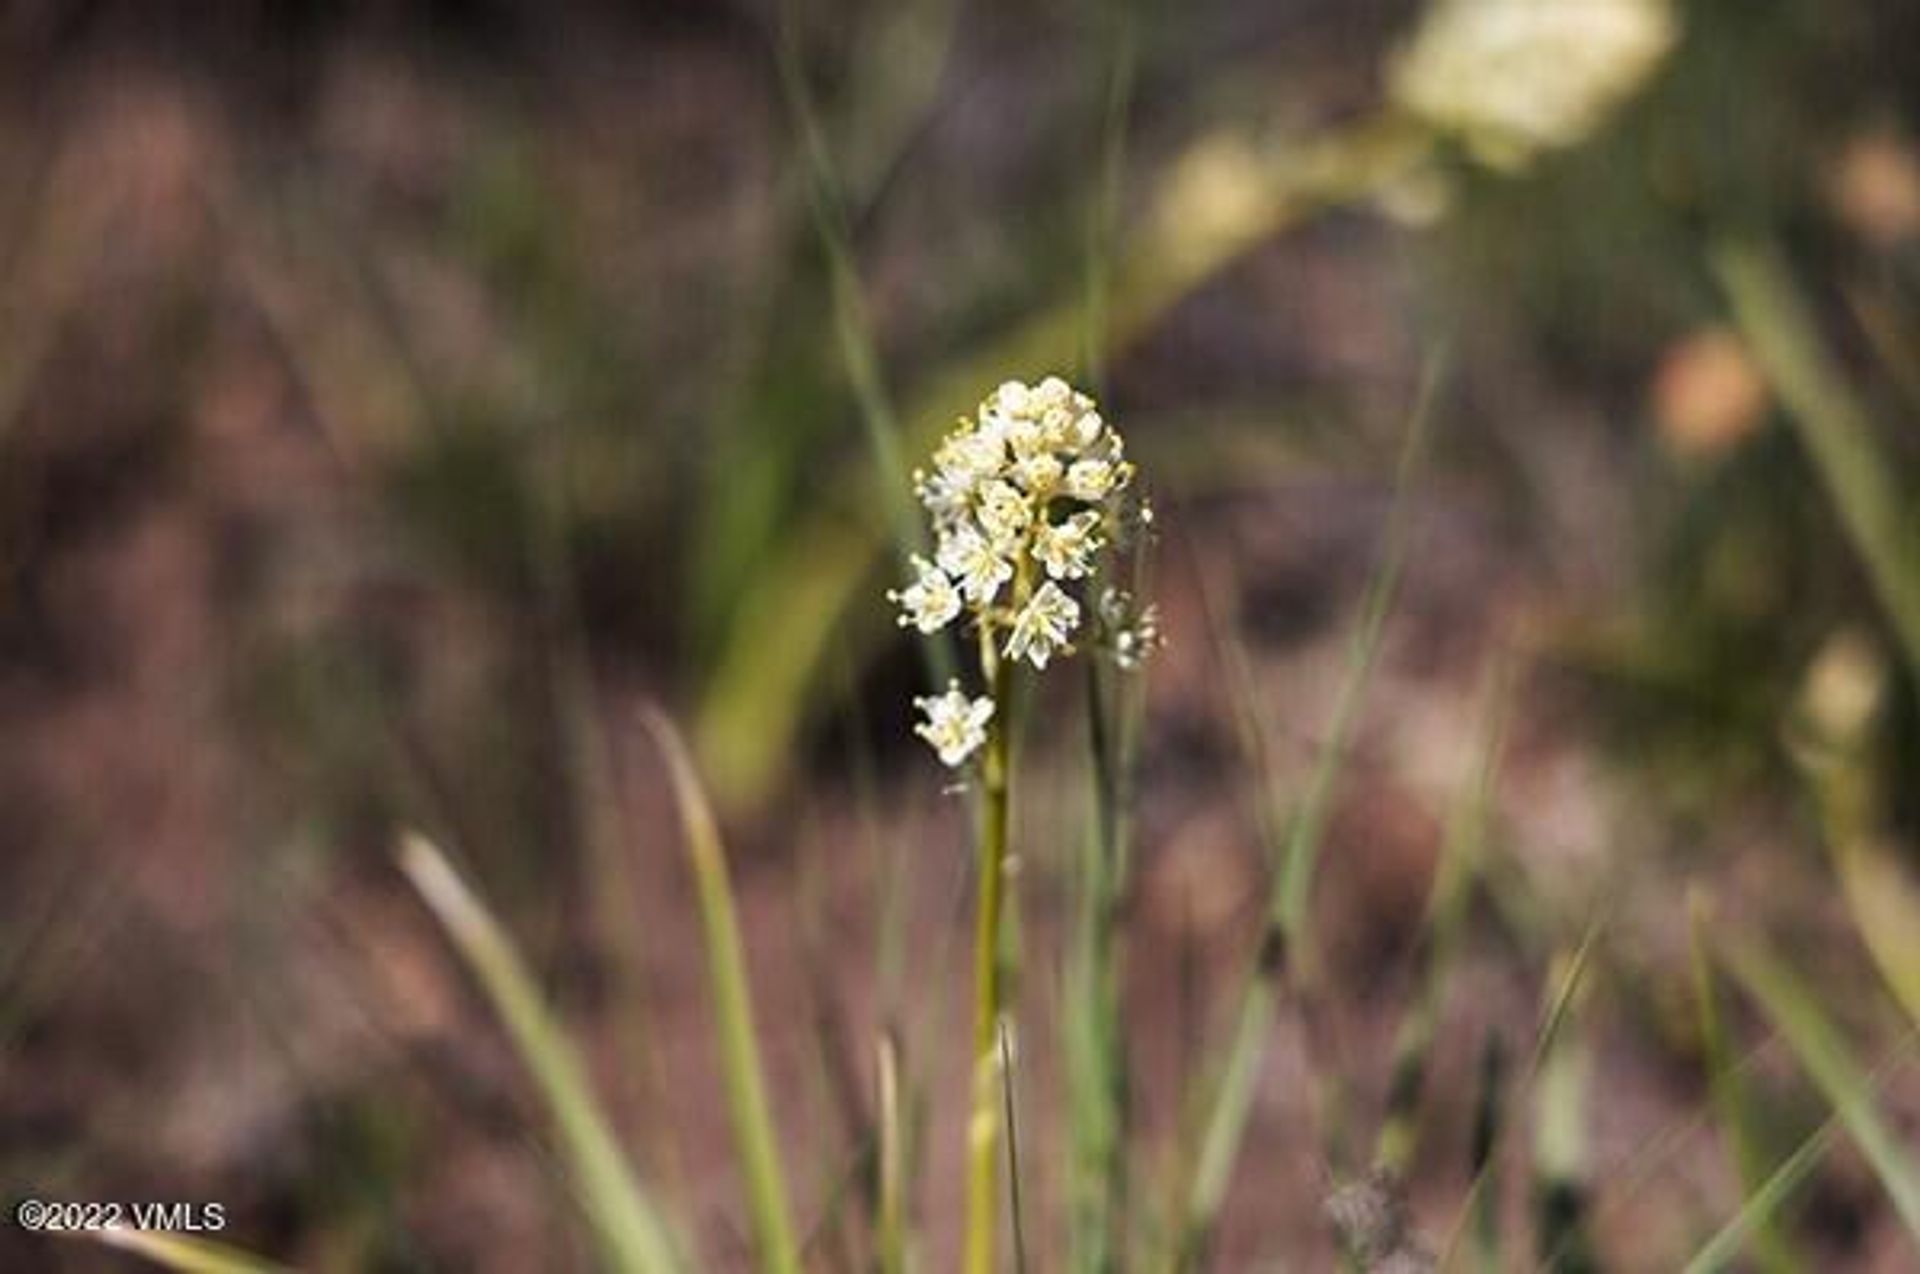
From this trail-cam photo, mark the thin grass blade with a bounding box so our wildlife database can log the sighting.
[1275,354,1443,949]
[1687,892,1800,1273]
[876,1031,909,1274]
[1375,658,1512,1176]
[1468,1033,1508,1273]
[1718,933,1920,1239]
[1532,948,1599,1274]
[77,1230,289,1274]
[1682,1122,1836,1274]
[1711,236,1920,688]
[1790,632,1920,1027]
[1168,353,1443,1270]
[398,832,683,1274]
[645,711,803,1274]
[1000,1020,1030,1274]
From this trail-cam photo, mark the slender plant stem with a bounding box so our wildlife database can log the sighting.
[876,1032,907,1274]
[967,629,1014,1274]
[1001,1019,1030,1274]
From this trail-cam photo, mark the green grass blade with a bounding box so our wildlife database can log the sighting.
[1711,236,1920,688]
[1375,658,1512,1176]
[1172,990,1276,1272]
[876,1031,909,1274]
[1066,9,1141,1265]
[1687,893,1800,1274]
[1169,355,1444,1269]
[1831,837,1920,1029]
[1467,1033,1508,1273]
[695,516,879,808]
[1718,933,1920,1239]
[1000,1020,1031,1274]
[772,0,953,652]
[78,1230,289,1274]
[398,833,683,1274]
[772,6,915,554]
[1527,915,1603,1080]
[1434,912,1603,1271]
[1274,351,1444,948]
[1791,632,1920,1027]
[1684,1032,1920,1274]
[1532,949,1599,1274]
[1066,569,1151,1273]
[1078,0,1136,390]
[692,3,964,808]
[1682,1122,1836,1274]
[646,712,803,1274]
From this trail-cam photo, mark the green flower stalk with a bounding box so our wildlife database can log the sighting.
[889,376,1157,1274]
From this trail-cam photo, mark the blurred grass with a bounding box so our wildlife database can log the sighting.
[81,1229,289,1274]
[398,833,684,1274]
[1790,630,1920,1029]
[1171,353,1440,1269]
[645,713,802,1274]
[1688,893,1801,1274]
[1064,9,1143,1270]
[1716,931,1920,1240]
[1466,1034,1507,1273]
[1434,912,1603,1270]
[875,1031,908,1274]
[1375,656,1512,1178]
[1532,948,1599,1274]
[1683,1120,1836,1274]
[1712,237,1920,692]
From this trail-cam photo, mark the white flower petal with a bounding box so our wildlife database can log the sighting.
[914,682,995,767]
[891,555,961,633]
[1004,581,1081,669]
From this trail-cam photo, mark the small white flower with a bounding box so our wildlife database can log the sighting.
[1013,452,1064,495]
[1037,405,1074,446]
[890,555,962,633]
[1004,413,1049,459]
[1068,409,1104,451]
[1033,376,1073,412]
[990,380,1033,418]
[935,427,1007,488]
[975,479,1034,546]
[937,523,1013,606]
[915,681,995,767]
[1005,581,1081,669]
[1032,511,1103,581]
[1114,603,1163,670]
[914,466,972,527]
[1065,458,1117,502]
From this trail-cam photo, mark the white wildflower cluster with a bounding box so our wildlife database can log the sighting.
[890,376,1158,767]
[1389,0,1677,171]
